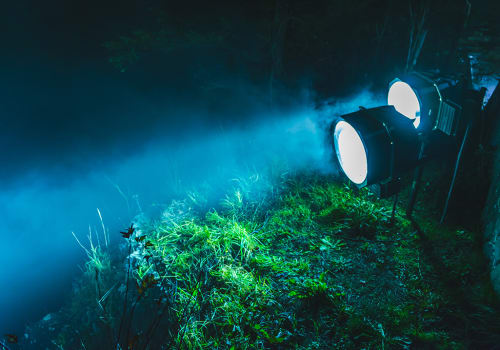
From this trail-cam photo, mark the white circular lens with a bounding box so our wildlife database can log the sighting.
[334,121,368,185]
[388,81,421,128]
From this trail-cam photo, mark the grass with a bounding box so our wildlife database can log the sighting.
[20,172,500,349]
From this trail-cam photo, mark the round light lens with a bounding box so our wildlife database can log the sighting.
[334,121,368,184]
[388,81,421,128]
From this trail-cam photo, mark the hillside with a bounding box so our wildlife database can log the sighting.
[21,173,500,349]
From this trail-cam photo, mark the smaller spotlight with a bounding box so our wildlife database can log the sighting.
[388,72,462,135]
[388,80,421,128]
[332,106,420,188]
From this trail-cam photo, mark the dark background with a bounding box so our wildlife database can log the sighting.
[1,0,498,337]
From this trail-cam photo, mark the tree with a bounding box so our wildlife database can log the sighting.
[405,0,429,72]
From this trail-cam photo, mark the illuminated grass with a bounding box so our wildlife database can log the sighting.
[27,174,500,349]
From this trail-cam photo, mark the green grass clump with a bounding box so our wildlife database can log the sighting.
[25,174,500,349]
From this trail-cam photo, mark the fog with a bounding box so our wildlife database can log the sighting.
[0,69,384,335]
[0,1,387,335]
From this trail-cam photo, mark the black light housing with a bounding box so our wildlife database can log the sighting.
[388,72,462,136]
[332,106,420,188]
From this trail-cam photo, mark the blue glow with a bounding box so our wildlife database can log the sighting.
[334,121,368,184]
[388,81,421,128]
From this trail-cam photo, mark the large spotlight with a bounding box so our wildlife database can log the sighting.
[388,72,462,135]
[332,106,420,188]
[333,120,368,185]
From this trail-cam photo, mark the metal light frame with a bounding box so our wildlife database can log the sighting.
[332,106,420,188]
[389,71,463,136]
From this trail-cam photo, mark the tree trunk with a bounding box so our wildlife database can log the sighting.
[269,0,289,104]
[482,81,500,295]
[405,0,429,72]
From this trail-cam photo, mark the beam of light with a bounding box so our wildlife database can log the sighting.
[388,81,421,128]
[334,121,367,184]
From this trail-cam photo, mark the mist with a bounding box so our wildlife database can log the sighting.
[0,0,392,335]
[0,67,383,335]
[1,0,498,347]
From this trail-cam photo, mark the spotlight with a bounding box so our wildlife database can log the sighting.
[332,106,420,188]
[333,120,367,185]
[387,80,421,128]
[388,72,462,136]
